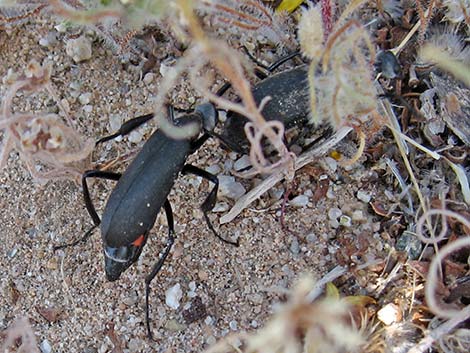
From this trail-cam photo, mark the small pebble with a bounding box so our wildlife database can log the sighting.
[234,155,251,171]
[212,202,230,212]
[54,23,67,32]
[352,210,365,221]
[329,219,340,228]
[128,130,144,144]
[65,36,92,63]
[165,319,185,332]
[306,233,317,243]
[395,231,423,260]
[229,320,238,331]
[218,175,246,200]
[357,190,371,203]
[165,283,183,310]
[78,92,92,105]
[40,339,52,353]
[122,291,139,306]
[290,237,300,255]
[160,63,176,78]
[326,187,335,199]
[7,247,17,259]
[290,195,309,207]
[324,156,338,172]
[377,303,402,325]
[127,339,140,352]
[204,316,214,325]
[269,187,284,200]
[83,105,93,113]
[328,207,342,220]
[339,215,352,227]
[206,336,217,346]
[206,164,221,175]
[223,159,234,171]
[143,72,155,85]
[109,114,123,132]
[39,32,58,47]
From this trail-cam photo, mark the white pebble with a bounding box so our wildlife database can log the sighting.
[290,195,309,207]
[377,303,402,326]
[328,207,342,220]
[357,190,371,203]
[65,36,92,63]
[78,92,92,105]
[109,114,123,131]
[160,63,176,78]
[352,210,365,221]
[234,155,251,171]
[143,72,155,85]
[188,281,196,291]
[165,283,183,310]
[212,202,230,212]
[206,164,221,175]
[54,23,67,33]
[40,340,52,353]
[269,187,284,200]
[229,320,238,331]
[324,156,338,172]
[204,316,214,325]
[83,105,93,113]
[218,175,246,200]
[206,336,217,345]
[128,130,143,143]
[39,32,58,47]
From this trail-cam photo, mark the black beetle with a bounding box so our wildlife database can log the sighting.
[215,50,317,154]
[220,64,311,153]
[56,102,237,339]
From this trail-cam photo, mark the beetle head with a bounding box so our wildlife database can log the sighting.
[103,233,148,281]
[195,102,218,132]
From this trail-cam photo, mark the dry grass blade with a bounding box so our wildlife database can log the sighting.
[220,126,352,223]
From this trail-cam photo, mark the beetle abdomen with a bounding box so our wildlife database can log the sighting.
[101,130,191,247]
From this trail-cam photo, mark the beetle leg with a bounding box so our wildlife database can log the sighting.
[53,225,97,251]
[189,133,211,152]
[95,113,154,145]
[53,170,121,251]
[266,51,301,72]
[182,164,239,246]
[145,199,175,340]
[82,170,121,226]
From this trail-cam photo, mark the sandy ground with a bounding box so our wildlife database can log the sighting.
[0,17,388,353]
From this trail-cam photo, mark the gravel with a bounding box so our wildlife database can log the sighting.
[0,15,388,353]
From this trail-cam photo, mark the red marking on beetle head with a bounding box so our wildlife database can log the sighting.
[131,234,145,247]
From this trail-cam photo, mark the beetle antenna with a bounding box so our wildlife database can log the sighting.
[53,225,97,251]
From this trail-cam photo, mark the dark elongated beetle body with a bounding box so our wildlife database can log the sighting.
[56,102,235,339]
[221,65,311,153]
[100,104,218,281]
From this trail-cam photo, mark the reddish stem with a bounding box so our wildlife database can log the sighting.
[321,0,333,40]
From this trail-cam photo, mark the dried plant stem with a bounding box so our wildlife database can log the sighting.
[340,130,366,166]
[48,0,124,23]
[391,7,430,56]
[408,209,470,353]
[377,83,436,245]
[177,0,293,175]
[220,126,353,223]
